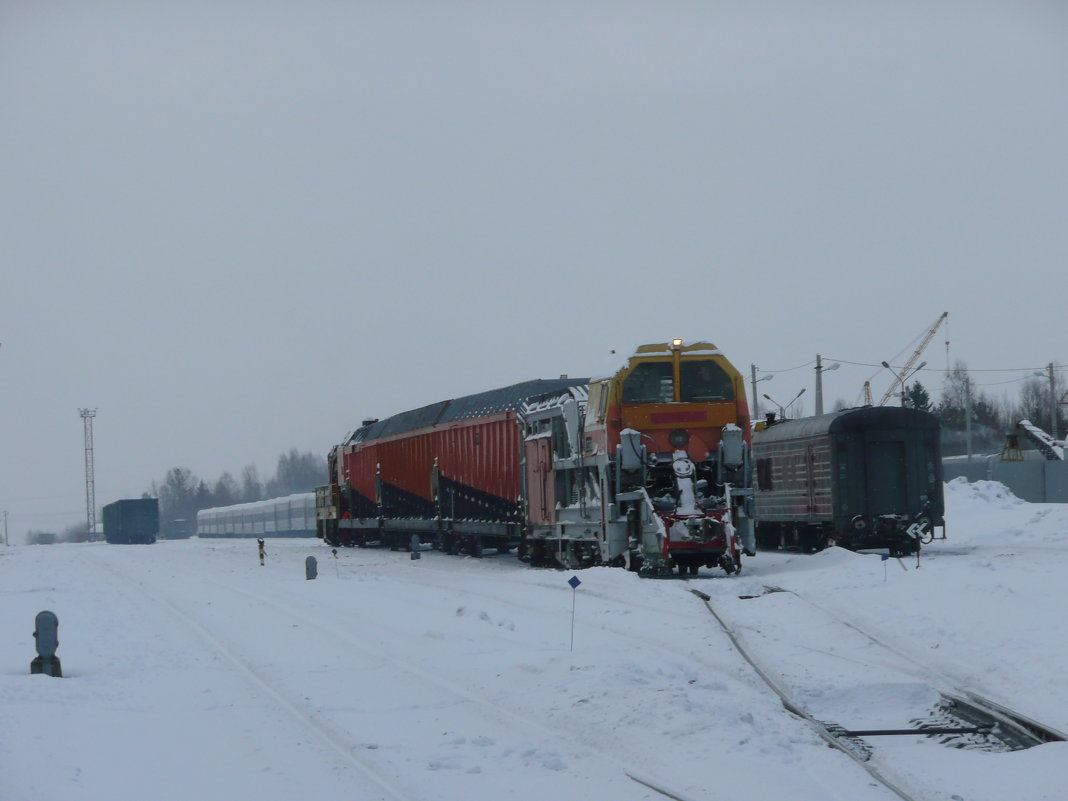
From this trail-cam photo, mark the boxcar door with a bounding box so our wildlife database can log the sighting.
[864,439,907,514]
[524,436,555,525]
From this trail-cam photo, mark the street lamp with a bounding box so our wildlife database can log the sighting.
[763,387,807,420]
[749,366,773,419]
[1033,364,1057,438]
[881,360,926,407]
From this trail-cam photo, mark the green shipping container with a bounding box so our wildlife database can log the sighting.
[102,498,159,544]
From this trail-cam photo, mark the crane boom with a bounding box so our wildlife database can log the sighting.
[878,312,948,406]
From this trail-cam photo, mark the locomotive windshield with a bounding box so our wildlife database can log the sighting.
[621,362,674,403]
[680,360,733,402]
[622,359,734,403]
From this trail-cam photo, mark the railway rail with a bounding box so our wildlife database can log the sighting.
[690,586,1066,801]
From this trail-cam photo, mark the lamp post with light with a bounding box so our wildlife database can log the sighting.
[749,366,773,420]
[763,387,806,421]
[881,361,926,407]
[1033,363,1057,439]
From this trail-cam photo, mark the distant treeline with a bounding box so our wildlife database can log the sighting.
[866,361,1065,458]
[148,449,326,535]
[26,449,326,544]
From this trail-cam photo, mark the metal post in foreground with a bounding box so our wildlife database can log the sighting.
[30,611,62,677]
[568,575,581,652]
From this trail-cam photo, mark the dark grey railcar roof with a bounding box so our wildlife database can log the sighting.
[753,406,940,446]
[350,378,588,444]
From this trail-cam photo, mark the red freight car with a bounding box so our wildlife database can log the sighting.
[318,379,583,555]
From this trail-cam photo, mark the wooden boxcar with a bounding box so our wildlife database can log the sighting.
[752,406,944,555]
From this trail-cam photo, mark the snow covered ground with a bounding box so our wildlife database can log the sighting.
[3,478,1067,801]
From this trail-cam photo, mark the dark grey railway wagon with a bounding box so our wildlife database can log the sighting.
[752,407,944,554]
[102,498,159,545]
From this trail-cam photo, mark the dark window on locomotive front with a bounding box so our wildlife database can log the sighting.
[680,360,734,402]
[622,362,675,403]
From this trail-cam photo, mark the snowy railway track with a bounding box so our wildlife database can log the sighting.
[691,586,1066,801]
[90,551,718,801]
[86,554,420,801]
[208,578,735,801]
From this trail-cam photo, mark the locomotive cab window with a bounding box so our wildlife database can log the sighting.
[680,360,733,402]
[622,362,674,403]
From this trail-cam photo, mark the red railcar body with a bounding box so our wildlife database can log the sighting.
[326,379,583,551]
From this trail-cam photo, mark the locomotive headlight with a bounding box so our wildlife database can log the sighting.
[669,428,690,448]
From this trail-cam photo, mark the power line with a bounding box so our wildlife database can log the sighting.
[825,357,1068,373]
[755,359,816,374]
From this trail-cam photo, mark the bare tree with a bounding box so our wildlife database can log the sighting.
[61,522,89,543]
[1011,375,1067,437]
[212,472,239,507]
[240,464,263,503]
[265,449,325,497]
[159,467,200,526]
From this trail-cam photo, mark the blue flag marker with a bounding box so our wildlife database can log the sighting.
[568,576,581,651]
[881,553,890,561]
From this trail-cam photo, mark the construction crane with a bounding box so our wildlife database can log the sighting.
[878,312,949,407]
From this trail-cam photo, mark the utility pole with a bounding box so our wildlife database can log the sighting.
[965,380,973,464]
[750,365,773,421]
[3,510,8,546]
[1048,363,1057,441]
[79,409,97,542]
[750,364,761,420]
[815,355,823,416]
[814,354,839,416]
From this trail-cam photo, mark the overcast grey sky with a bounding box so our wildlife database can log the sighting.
[3,1,1066,540]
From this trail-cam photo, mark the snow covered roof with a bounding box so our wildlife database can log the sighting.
[349,378,588,444]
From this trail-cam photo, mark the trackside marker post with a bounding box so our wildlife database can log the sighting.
[332,548,339,578]
[568,575,581,652]
[30,611,61,677]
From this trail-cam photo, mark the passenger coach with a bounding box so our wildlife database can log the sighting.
[196,493,316,538]
[752,406,944,555]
